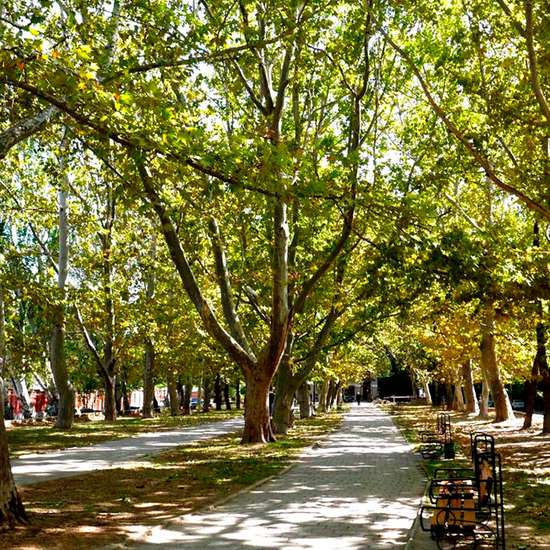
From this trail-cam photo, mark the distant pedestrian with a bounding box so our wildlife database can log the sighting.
[356,393,361,406]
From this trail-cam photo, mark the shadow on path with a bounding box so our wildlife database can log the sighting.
[13,417,244,486]
[132,405,434,550]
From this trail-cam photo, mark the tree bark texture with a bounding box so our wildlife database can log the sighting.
[0,407,27,528]
[453,384,466,411]
[103,373,116,422]
[242,371,275,443]
[480,306,514,422]
[297,382,313,418]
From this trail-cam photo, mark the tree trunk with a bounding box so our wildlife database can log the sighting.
[0,406,27,528]
[445,383,453,411]
[214,373,222,410]
[202,377,211,412]
[297,382,313,418]
[182,381,192,415]
[223,382,231,410]
[235,379,241,409]
[142,339,155,418]
[0,295,27,528]
[50,308,75,429]
[524,301,548,431]
[480,306,514,421]
[50,185,75,429]
[317,379,329,413]
[167,371,179,416]
[480,371,490,419]
[272,357,299,434]
[462,360,479,414]
[103,373,116,422]
[543,369,550,434]
[328,380,340,409]
[423,380,433,405]
[242,372,274,443]
[453,384,466,411]
[272,385,296,435]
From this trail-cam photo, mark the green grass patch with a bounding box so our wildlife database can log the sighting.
[7,408,242,458]
[7,410,343,549]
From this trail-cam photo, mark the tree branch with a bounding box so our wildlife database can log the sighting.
[0,106,57,160]
[525,0,550,124]
[379,27,550,221]
[134,153,256,372]
[208,216,256,359]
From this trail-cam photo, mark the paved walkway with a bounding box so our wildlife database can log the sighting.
[130,404,433,549]
[12,416,244,486]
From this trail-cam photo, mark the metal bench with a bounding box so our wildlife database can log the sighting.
[419,433,506,549]
[419,412,454,459]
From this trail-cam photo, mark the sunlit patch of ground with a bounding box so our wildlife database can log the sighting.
[7,408,243,458]
[385,403,550,550]
[3,412,343,549]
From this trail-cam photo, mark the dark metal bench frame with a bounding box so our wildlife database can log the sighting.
[419,432,506,549]
[419,412,454,459]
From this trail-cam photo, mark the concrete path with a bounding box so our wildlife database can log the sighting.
[131,404,433,549]
[12,416,244,486]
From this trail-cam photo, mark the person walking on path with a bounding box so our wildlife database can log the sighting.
[134,404,433,549]
[356,392,362,406]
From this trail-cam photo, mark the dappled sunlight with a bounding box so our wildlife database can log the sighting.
[12,416,244,486]
[132,405,431,549]
[388,403,550,548]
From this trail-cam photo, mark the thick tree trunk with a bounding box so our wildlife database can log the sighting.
[272,377,297,435]
[480,306,514,422]
[142,339,155,418]
[272,358,299,434]
[214,373,222,410]
[223,382,231,410]
[0,408,27,528]
[167,371,179,416]
[453,384,466,411]
[242,372,274,443]
[297,382,313,418]
[462,360,479,414]
[103,374,116,422]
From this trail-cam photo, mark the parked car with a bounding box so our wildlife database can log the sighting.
[511,400,525,411]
